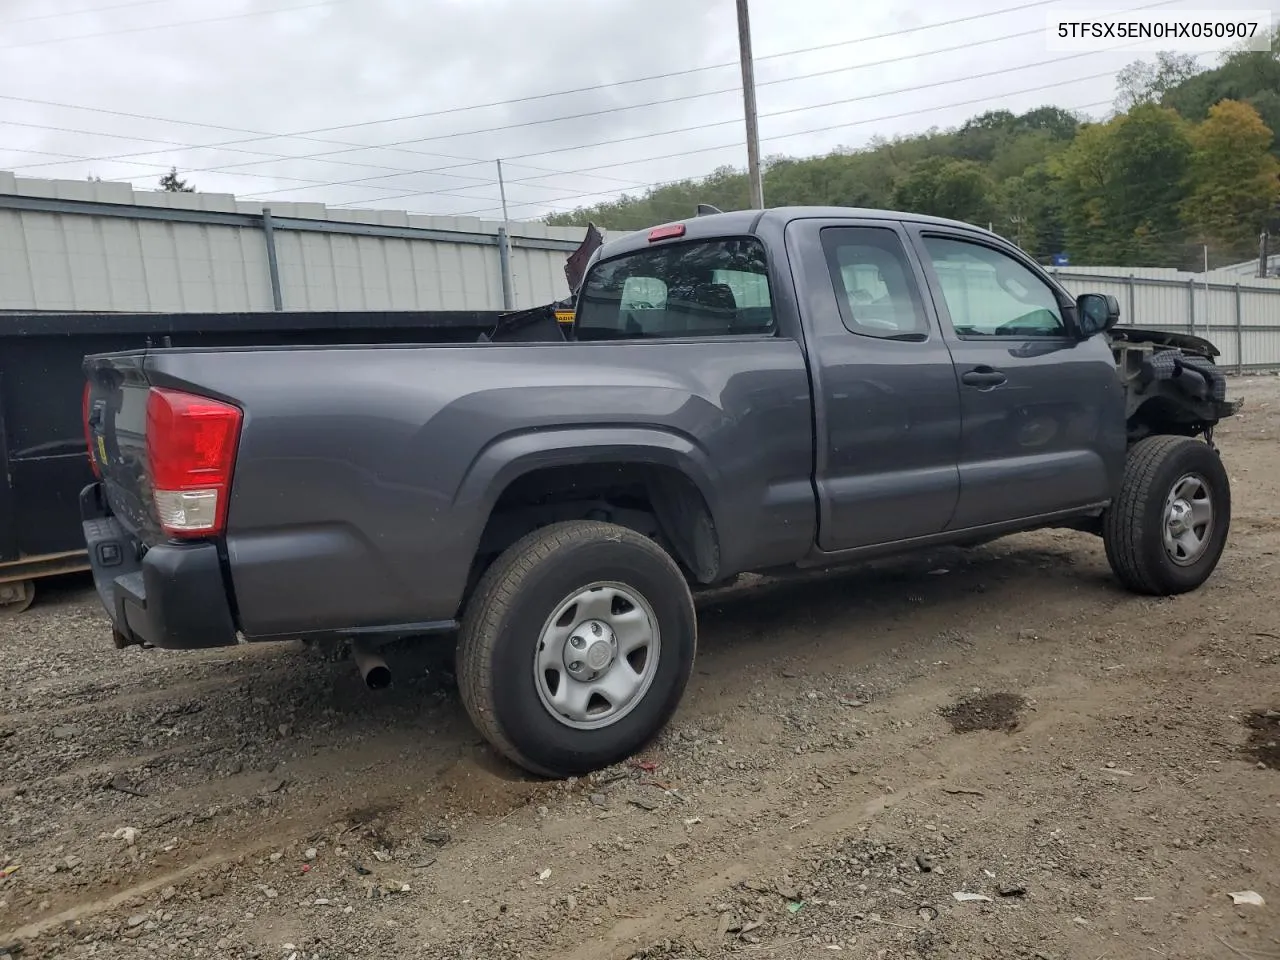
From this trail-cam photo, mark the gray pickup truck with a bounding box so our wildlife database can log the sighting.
[80,206,1239,777]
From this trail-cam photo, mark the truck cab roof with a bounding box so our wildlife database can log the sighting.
[593,206,1003,264]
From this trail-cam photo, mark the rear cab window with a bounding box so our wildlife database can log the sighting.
[576,237,776,340]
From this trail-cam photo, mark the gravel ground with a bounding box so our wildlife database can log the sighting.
[3,376,1279,960]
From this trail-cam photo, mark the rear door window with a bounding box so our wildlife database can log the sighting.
[576,238,775,340]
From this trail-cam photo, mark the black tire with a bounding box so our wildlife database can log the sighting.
[0,579,35,616]
[456,520,696,778]
[1103,435,1231,596]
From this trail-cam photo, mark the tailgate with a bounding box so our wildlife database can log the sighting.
[84,352,163,543]
[81,351,243,650]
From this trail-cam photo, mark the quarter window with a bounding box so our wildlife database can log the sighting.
[820,227,930,340]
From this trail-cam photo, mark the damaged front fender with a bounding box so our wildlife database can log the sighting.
[1110,326,1221,359]
[1110,328,1242,441]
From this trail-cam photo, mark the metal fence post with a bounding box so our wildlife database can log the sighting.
[1126,274,1135,325]
[1186,277,1195,334]
[1235,282,1243,375]
[497,226,514,310]
[261,207,284,311]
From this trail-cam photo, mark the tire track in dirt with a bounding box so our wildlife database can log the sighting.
[0,643,329,724]
[3,739,550,940]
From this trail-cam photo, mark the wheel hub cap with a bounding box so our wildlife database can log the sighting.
[1162,473,1213,567]
[565,620,616,679]
[534,582,661,731]
[1166,500,1192,536]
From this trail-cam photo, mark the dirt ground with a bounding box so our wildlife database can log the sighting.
[3,378,1279,960]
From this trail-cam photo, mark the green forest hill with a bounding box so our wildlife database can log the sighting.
[545,33,1280,270]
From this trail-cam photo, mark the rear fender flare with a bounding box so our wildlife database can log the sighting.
[454,426,723,570]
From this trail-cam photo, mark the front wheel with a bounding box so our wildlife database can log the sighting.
[1103,435,1231,595]
[456,521,696,778]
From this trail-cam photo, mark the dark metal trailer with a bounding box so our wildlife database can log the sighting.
[0,309,512,614]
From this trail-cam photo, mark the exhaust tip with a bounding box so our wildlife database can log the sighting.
[350,642,391,691]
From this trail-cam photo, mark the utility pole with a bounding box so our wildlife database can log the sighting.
[735,0,764,209]
[496,159,510,222]
[1008,213,1026,250]
[495,159,514,310]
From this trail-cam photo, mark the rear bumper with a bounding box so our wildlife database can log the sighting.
[79,483,239,649]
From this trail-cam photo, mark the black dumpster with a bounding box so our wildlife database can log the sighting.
[0,309,506,613]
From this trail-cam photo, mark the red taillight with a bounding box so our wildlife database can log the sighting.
[648,223,685,242]
[82,381,101,479]
[145,387,242,538]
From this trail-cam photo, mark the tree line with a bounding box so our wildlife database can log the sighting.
[546,32,1280,269]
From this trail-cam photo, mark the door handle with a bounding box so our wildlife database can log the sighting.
[961,367,1007,388]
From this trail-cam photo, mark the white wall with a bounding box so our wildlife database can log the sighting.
[1049,267,1280,372]
[0,172,598,314]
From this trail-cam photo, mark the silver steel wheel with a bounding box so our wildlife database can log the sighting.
[533,581,661,730]
[1162,472,1214,566]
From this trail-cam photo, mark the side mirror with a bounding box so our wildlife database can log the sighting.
[1076,293,1120,337]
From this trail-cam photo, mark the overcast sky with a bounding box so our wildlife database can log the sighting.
[1,0,1275,221]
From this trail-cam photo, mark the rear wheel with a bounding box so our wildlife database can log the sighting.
[1103,435,1230,595]
[0,579,35,616]
[456,520,696,778]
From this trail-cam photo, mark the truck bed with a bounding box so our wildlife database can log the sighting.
[0,308,509,611]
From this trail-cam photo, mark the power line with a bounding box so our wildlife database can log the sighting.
[547,80,1115,180]
[288,0,1066,138]
[0,116,498,186]
[0,122,655,203]
[0,133,606,205]
[0,135,651,212]
[0,105,651,197]
[10,54,1116,212]
[0,107,653,198]
[357,81,1120,216]
[240,0,1071,146]
[0,143,166,165]
[248,52,1121,203]
[0,92,487,175]
[7,0,1078,180]
[0,118,615,201]
[0,91,649,190]
[0,0,182,25]
[496,162,653,190]
[121,4,1105,186]
[234,0,1179,201]
[0,0,352,50]
[234,23,1068,176]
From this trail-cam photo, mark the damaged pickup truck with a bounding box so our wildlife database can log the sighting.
[79,207,1240,777]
